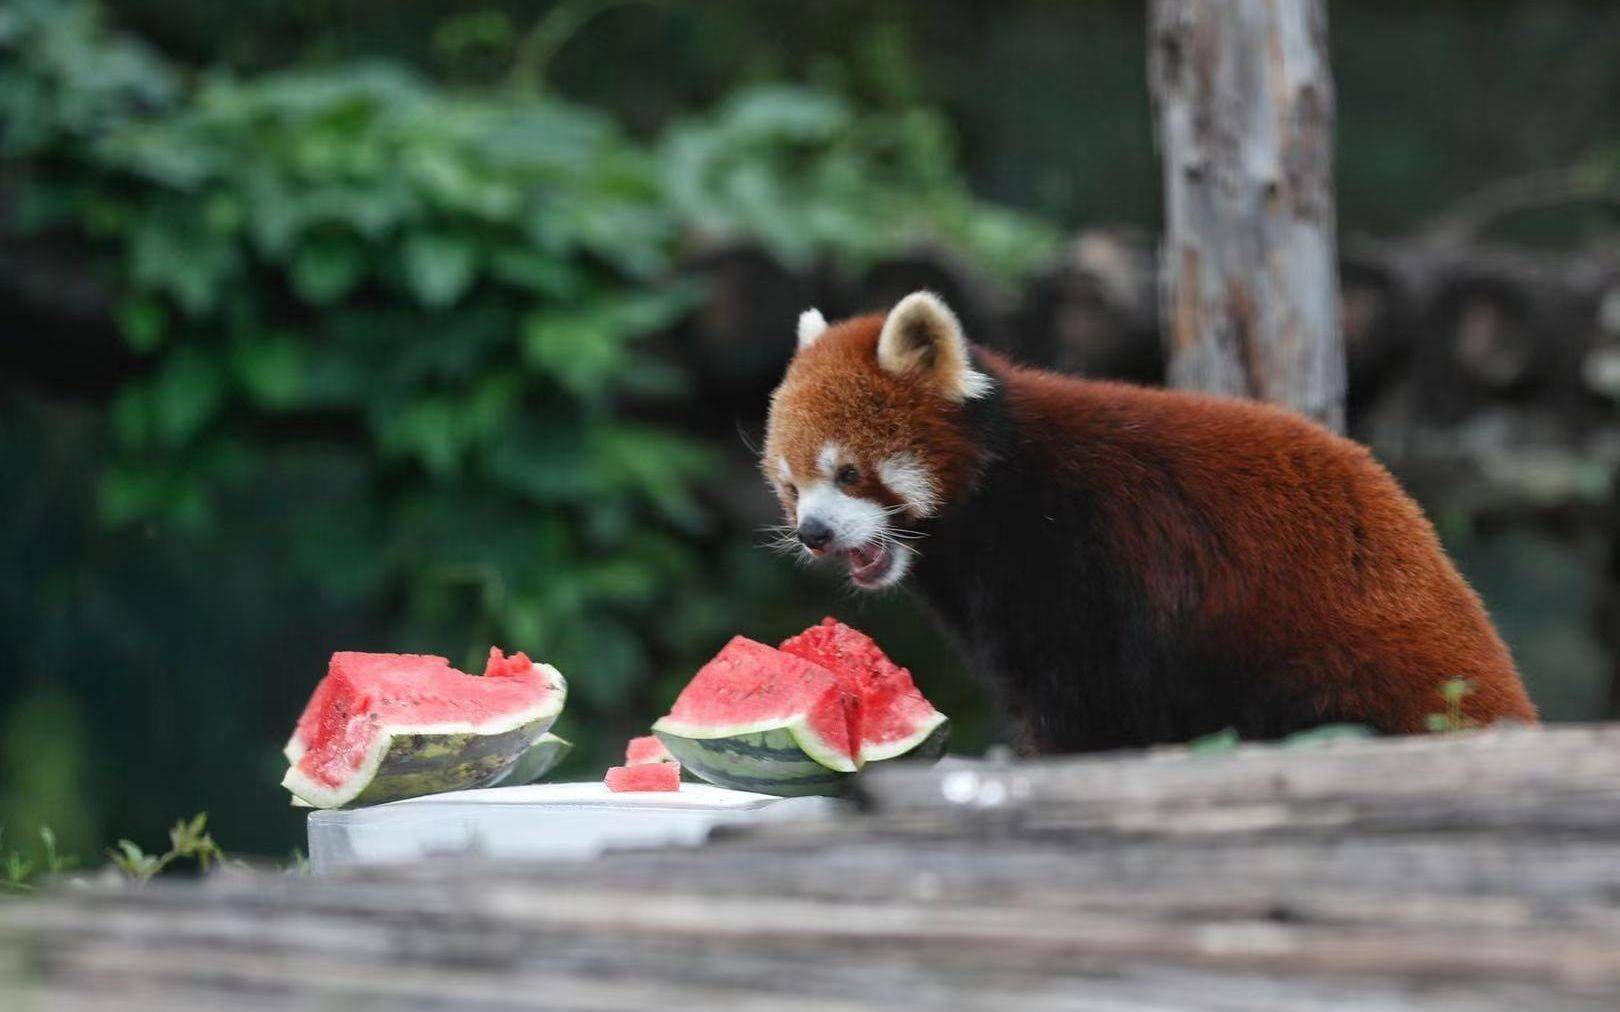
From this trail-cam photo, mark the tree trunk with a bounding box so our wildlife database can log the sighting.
[1149,0,1347,432]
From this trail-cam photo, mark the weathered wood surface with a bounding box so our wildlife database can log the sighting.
[1149,0,1348,431]
[6,724,1620,1010]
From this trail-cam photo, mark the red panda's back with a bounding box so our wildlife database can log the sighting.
[1007,370,1536,733]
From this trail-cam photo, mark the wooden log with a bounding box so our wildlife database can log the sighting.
[853,724,1620,832]
[5,727,1620,1009]
[1149,0,1348,431]
[9,841,1620,1011]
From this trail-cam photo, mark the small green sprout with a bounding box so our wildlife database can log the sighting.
[1188,727,1242,755]
[1,826,78,894]
[38,827,76,875]
[1282,723,1375,748]
[2,843,33,894]
[1425,677,1481,734]
[107,812,225,885]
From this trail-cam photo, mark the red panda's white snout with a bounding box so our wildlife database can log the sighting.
[770,442,922,589]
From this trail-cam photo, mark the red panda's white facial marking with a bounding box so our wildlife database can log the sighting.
[763,292,989,590]
[875,451,941,518]
[790,441,912,587]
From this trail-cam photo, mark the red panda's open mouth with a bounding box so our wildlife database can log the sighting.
[844,543,894,587]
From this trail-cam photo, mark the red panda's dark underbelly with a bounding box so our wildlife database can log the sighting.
[909,377,1537,754]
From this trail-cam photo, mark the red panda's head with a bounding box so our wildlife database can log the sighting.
[762,291,993,589]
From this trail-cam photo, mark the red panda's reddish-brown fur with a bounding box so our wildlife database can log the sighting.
[764,311,1537,753]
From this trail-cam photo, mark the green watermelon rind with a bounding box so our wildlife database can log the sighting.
[892,718,951,764]
[858,709,951,763]
[282,662,567,809]
[487,732,573,787]
[652,717,950,798]
[650,713,859,774]
[652,726,853,797]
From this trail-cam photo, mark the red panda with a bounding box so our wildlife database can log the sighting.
[762,291,1538,753]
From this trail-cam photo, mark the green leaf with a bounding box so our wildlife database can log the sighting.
[129,215,239,317]
[587,424,716,529]
[374,396,464,477]
[487,247,583,299]
[485,417,591,503]
[1281,724,1375,749]
[1438,677,1474,703]
[110,385,152,450]
[401,231,477,308]
[115,296,168,354]
[290,233,366,305]
[231,334,308,409]
[151,350,226,447]
[98,464,167,527]
[521,308,624,397]
[580,557,660,607]
[1188,727,1241,755]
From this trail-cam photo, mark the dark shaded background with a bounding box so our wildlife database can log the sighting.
[4,0,1619,862]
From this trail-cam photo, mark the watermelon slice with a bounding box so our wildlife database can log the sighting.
[780,618,950,763]
[652,621,948,797]
[282,648,567,809]
[626,735,674,766]
[605,762,681,792]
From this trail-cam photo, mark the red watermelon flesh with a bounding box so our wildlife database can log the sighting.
[653,636,862,772]
[282,649,567,809]
[605,762,681,792]
[779,618,949,763]
[626,735,674,765]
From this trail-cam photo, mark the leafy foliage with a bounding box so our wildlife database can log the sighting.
[1,826,76,894]
[107,812,224,885]
[4,1,715,727]
[661,84,1058,284]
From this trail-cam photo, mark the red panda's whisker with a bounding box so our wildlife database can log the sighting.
[883,525,928,540]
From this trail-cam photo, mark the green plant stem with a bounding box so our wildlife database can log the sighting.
[509,0,659,96]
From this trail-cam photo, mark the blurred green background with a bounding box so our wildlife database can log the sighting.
[4,0,1619,862]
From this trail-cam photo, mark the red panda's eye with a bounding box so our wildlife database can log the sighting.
[836,465,859,488]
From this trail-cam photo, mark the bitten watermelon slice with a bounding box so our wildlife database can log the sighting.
[282,648,567,809]
[652,621,947,797]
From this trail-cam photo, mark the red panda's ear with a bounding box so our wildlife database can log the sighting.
[876,291,993,401]
[796,308,828,350]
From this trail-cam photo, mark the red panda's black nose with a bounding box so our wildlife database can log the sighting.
[798,518,834,552]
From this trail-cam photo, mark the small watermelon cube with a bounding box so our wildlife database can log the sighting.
[626,735,674,766]
[605,763,681,792]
